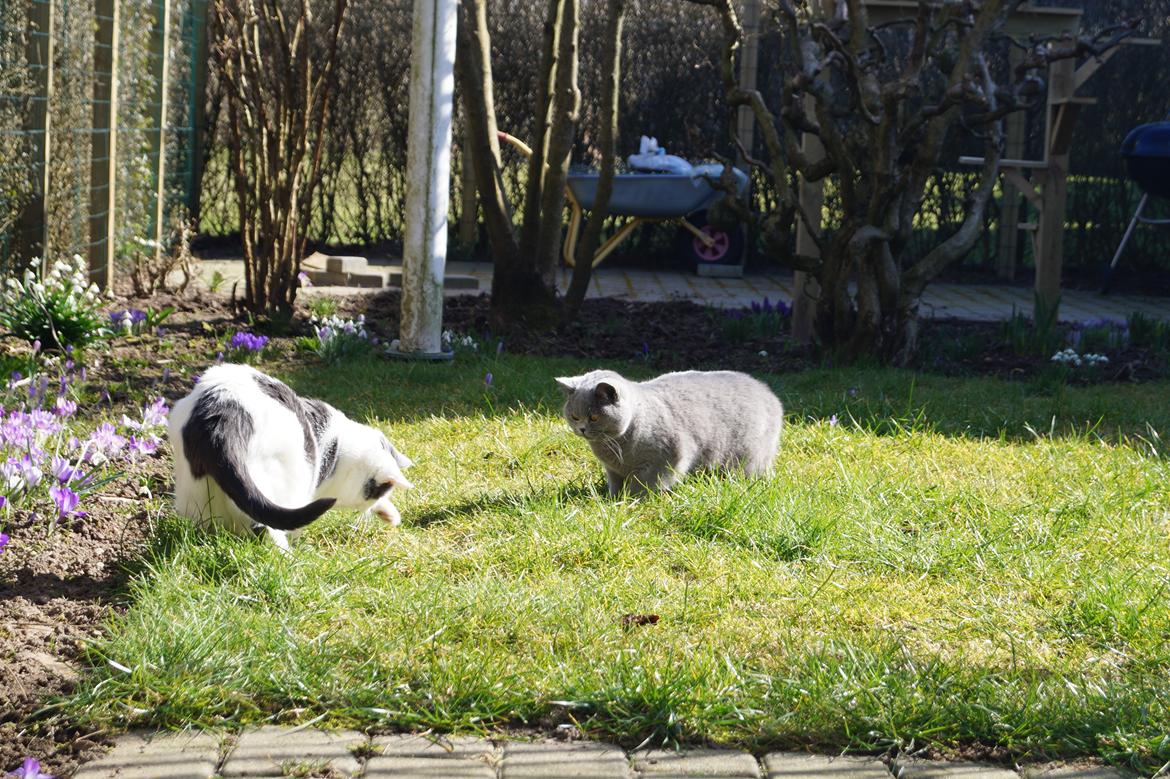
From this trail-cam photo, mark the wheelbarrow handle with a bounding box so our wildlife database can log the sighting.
[498,131,533,158]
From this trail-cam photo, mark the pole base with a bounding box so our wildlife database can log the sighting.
[385,342,455,362]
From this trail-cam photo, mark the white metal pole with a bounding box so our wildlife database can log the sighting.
[397,0,458,357]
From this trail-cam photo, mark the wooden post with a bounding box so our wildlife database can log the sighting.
[457,122,478,254]
[1034,57,1075,317]
[149,0,172,258]
[995,47,1026,280]
[89,0,120,289]
[188,0,209,227]
[792,95,823,345]
[734,0,760,168]
[16,0,53,265]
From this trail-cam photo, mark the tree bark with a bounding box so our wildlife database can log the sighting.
[563,0,625,320]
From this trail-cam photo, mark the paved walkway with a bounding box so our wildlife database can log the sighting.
[72,728,1134,779]
[201,258,1168,324]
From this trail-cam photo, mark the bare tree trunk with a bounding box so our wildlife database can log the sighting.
[456,0,561,327]
[532,0,579,285]
[564,0,624,320]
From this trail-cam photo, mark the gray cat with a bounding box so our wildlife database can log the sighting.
[555,369,783,495]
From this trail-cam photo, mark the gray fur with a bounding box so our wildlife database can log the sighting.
[556,369,783,496]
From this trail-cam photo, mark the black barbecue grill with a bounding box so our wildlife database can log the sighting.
[1104,115,1170,292]
[1122,121,1170,199]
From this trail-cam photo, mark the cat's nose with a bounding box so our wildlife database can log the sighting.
[577,426,586,434]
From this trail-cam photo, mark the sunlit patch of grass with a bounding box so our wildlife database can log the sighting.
[62,353,1170,772]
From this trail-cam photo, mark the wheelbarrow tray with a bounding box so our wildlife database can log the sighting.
[566,167,748,218]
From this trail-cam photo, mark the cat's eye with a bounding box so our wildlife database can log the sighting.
[589,413,599,422]
[570,414,581,421]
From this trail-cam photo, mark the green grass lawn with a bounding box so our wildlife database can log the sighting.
[64,353,1170,770]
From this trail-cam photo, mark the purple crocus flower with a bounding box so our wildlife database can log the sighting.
[484,372,493,388]
[50,456,79,484]
[49,484,80,519]
[16,456,42,489]
[297,271,312,287]
[229,332,269,352]
[54,397,77,418]
[496,341,504,356]
[79,366,87,382]
[162,367,171,383]
[829,414,838,427]
[0,495,6,510]
[8,757,53,779]
[32,339,41,355]
[85,422,126,464]
[126,434,159,461]
[0,532,8,553]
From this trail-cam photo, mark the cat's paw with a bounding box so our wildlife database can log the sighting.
[373,499,402,526]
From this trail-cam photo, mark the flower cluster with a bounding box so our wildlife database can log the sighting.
[0,256,110,350]
[1066,317,1128,352]
[1051,349,1110,368]
[109,308,147,334]
[749,296,792,318]
[441,330,479,351]
[6,757,53,778]
[228,331,270,352]
[0,361,169,543]
[306,314,373,362]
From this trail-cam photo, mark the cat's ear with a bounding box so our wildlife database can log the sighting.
[594,382,618,405]
[555,377,578,395]
[389,443,413,470]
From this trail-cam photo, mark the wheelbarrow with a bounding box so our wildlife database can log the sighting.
[498,132,749,269]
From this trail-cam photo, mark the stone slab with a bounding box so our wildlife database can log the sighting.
[370,734,495,760]
[502,740,632,778]
[386,271,480,290]
[346,271,388,288]
[74,731,221,779]
[894,760,1017,779]
[364,755,496,778]
[220,727,365,777]
[1022,765,1135,779]
[633,748,760,777]
[305,270,350,286]
[326,255,369,274]
[764,753,891,779]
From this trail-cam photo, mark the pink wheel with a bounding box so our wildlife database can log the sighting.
[693,227,731,262]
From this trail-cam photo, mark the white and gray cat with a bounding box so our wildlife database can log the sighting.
[168,364,414,550]
[556,369,783,495]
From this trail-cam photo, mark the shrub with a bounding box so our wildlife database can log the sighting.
[0,256,110,350]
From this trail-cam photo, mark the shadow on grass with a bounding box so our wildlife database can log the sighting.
[274,352,1170,448]
[410,481,601,528]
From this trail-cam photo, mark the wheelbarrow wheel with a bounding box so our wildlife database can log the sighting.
[677,210,745,268]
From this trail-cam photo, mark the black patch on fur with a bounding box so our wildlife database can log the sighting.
[317,437,339,486]
[303,399,332,438]
[254,374,316,466]
[363,476,392,501]
[182,388,335,531]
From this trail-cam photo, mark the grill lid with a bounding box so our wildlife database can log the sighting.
[1122,122,1170,159]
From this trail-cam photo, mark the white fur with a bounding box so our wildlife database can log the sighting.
[168,364,412,549]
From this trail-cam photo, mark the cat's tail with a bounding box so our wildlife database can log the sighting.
[209,455,336,531]
[182,394,336,531]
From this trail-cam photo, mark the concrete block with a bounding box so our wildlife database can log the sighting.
[386,270,479,291]
[633,747,760,777]
[1022,765,1136,779]
[894,760,1018,779]
[364,755,496,778]
[764,752,891,779]
[326,256,369,274]
[306,270,349,286]
[220,727,365,777]
[74,731,221,779]
[345,272,387,288]
[502,740,631,779]
[370,734,495,760]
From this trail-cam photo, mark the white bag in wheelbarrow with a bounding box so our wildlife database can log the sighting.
[627,135,694,175]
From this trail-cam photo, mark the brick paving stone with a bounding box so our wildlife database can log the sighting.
[73,731,221,779]
[763,752,891,779]
[364,734,497,777]
[501,740,632,779]
[220,726,365,777]
[632,747,760,777]
[1021,764,1136,779]
[894,760,1018,779]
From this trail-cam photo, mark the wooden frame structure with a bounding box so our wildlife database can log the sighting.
[776,2,1148,338]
